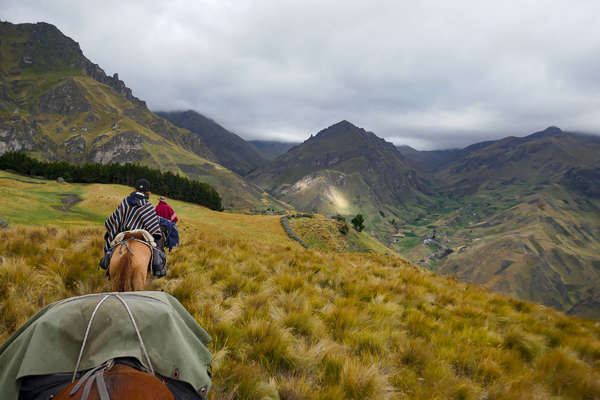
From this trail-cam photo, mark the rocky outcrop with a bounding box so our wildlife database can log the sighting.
[38,78,91,116]
[63,134,86,156]
[0,117,55,155]
[0,83,13,112]
[88,130,148,164]
[83,65,146,107]
[1,21,146,107]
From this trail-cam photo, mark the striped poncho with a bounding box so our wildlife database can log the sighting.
[104,192,162,253]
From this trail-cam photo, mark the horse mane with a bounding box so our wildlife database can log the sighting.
[115,244,134,292]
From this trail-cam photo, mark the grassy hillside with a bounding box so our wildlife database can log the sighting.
[2,177,600,399]
[287,214,392,253]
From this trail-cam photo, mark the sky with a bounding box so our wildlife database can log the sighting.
[4,0,600,149]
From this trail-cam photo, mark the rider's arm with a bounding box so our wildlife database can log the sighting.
[104,200,125,251]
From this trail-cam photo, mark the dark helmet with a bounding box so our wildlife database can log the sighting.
[134,178,151,192]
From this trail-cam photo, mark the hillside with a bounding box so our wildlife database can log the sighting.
[391,127,600,319]
[249,140,300,160]
[2,176,600,399]
[156,110,267,176]
[249,120,432,244]
[285,214,392,253]
[396,145,461,173]
[0,21,285,211]
[434,127,600,195]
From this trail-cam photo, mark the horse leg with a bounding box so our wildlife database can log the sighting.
[109,244,123,292]
[131,241,152,291]
[132,264,147,291]
[109,243,134,292]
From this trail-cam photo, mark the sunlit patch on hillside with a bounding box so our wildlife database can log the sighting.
[288,174,323,193]
[325,185,349,214]
[286,173,350,214]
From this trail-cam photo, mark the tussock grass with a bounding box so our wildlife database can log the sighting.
[2,197,600,398]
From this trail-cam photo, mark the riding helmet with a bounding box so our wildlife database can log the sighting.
[135,178,151,192]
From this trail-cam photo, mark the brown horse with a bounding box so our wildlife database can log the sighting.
[53,363,174,400]
[109,232,152,291]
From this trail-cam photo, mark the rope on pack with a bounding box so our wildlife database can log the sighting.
[69,293,155,400]
[115,293,155,375]
[72,294,111,382]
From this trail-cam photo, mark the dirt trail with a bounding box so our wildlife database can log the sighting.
[0,176,47,184]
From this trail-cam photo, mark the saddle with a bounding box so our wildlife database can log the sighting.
[110,229,156,248]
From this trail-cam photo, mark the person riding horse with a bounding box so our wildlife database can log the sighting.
[99,178,166,276]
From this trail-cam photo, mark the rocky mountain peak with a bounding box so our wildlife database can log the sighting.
[543,126,563,134]
[0,21,145,107]
[527,126,564,140]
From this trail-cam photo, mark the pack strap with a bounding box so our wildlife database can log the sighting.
[69,359,113,400]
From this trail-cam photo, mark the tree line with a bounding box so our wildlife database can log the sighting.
[0,152,223,211]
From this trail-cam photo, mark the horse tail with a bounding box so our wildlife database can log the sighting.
[117,243,134,292]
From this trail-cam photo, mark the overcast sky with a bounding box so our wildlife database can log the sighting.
[4,0,600,149]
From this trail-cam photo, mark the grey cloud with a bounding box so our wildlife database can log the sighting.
[4,0,600,149]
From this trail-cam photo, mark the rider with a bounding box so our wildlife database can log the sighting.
[99,178,164,271]
[155,196,179,223]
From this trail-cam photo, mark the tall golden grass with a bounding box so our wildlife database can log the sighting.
[2,222,600,399]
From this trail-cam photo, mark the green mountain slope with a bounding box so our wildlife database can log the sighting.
[0,21,286,211]
[156,110,268,176]
[393,127,600,318]
[249,120,432,244]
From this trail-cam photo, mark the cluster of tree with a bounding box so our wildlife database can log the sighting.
[333,213,365,234]
[0,152,223,211]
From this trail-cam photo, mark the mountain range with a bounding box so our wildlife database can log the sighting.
[398,127,600,318]
[1,21,599,318]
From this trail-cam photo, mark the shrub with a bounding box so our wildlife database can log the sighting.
[351,214,365,231]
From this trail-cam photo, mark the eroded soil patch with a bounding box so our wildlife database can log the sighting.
[53,194,82,212]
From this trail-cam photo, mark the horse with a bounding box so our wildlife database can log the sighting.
[109,231,153,291]
[53,363,174,400]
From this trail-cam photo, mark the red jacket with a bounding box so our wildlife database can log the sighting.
[155,200,179,223]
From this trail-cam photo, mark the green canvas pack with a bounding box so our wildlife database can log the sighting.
[0,291,213,399]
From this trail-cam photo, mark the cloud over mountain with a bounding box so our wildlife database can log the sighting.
[5,0,600,148]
